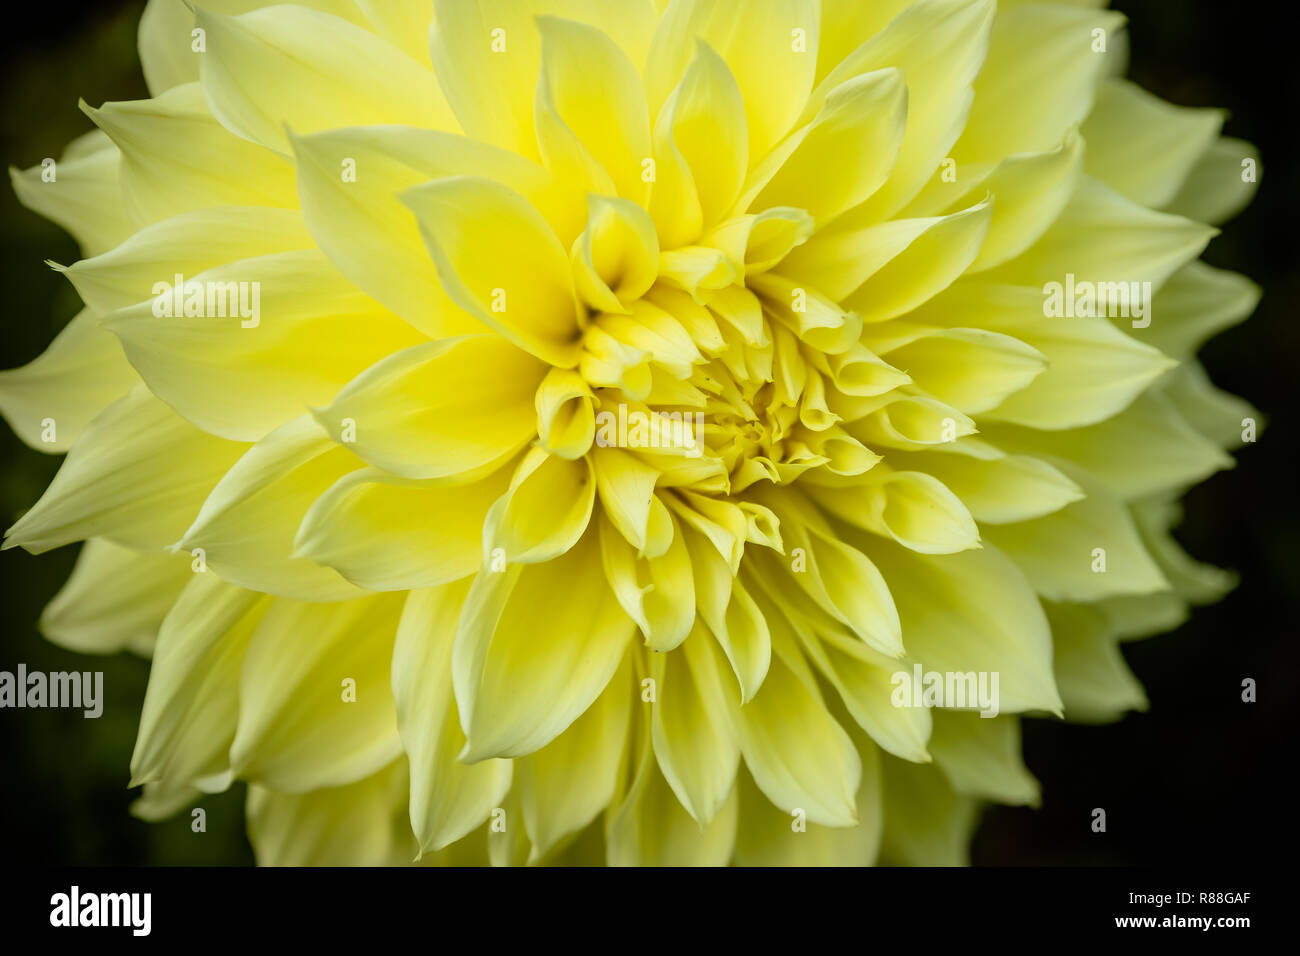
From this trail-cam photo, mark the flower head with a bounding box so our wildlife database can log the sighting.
[2,0,1260,865]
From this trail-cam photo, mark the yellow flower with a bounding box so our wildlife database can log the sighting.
[1,0,1260,866]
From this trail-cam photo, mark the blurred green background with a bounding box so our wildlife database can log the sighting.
[1,0,1295,866]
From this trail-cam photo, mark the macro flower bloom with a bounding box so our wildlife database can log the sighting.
[1,0,1260,866]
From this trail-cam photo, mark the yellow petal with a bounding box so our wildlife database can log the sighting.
[811,0,996,218]
[982,391,1232,501]
[1082,78,1223,208]
[647,0,818,167]
[885,441,1084,525]
[982,462,1170,602]
[571,196,660,312]
[393,583,511,853]
[0,307,137,453]
[104,249,425,442]
[680,523,772,701]
[765,495,904,657]
[954,4,1124,161]
[793,617,932,763]
[928,712,1040,806]
[606,698,739,866]
[314,336,544,480]
[912,129,1084,273]
[131,572,268,788]
[59,206,312,315]
[296,467,510,591]
[650,40,747,240]
[1044,600,1148,724]
[537,16,651,203]
[484,447,595,563]
[403,176,582,366]
[453,530,634,760]
[247,760,414,866]
[702,207,813,275]
[735,623,861,827]
[812,466,980,555]
[195,4,456,154]
[179,415,366,601]
[878,754,978,865]
[598,510,695,652]
[519,651,631,860]
[41,539,192,656]
[1164,136,1260,225]
[1142,259,1260,360]
[534,368,595,459]
[733,746,881,866]
[291,125,567,338]
[229,594,405,791]
[785,198,991,316]
[137,0,373,94]
[867,536,1064,714]
[9,130,133,254]
[650,624,739,825]
[866,324,1046,414]
[592,446,667,556]
[752,68,906,225]
[981,176,1215,291]
[918,282,1175,430]
[4,386,246,554]
[429,0,549,159]
[83,83,296,224]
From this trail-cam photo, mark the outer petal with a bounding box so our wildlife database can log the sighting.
[9,130,133,254]
[811,0,996,219]
[195,4,457,154]
[733,740,882,866]
[982,463,1170,602]
[137,0,372,95]
[751,68,907,225]
[247,761,414,866]
[1163,136,1260,225]
[1045,600,1149,724]
[734,623,861,828]
[1081,78,1223,208]
[130,572,268,788]
[865,537,1064,715]
[954,3,1124,161]
[41,539,192,656]
[928,712,1040,806]
[537,16,651,203]
[0,307,137,453]
[518,651,631,860]
[229,594,405,792]
[84,84,296,224]
[605,702,739,866]
[3,386,247,554]
[981,176,1216,292]
[103,250,426,442]
[393,583,511,853]
[878,754,979,866]
[179,415,367,601]
[650,625,740,825]
[58,206,313,315]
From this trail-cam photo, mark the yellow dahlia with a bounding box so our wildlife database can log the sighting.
[1,0,1260,866]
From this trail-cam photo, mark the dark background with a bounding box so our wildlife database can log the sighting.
[0,0,1294,867]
